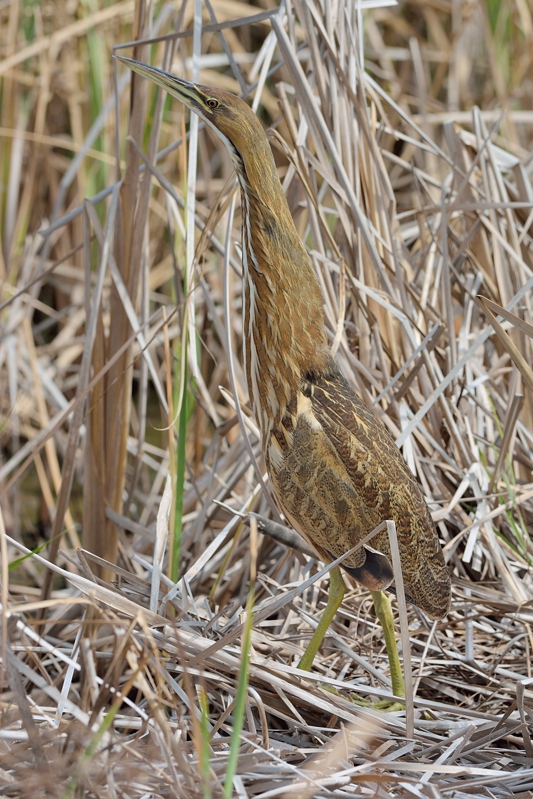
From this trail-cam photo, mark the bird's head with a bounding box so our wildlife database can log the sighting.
[117,57,269,176]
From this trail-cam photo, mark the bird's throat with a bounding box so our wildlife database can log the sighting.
[239,182,329,438]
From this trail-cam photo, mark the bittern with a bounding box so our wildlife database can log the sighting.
[119,57,451,701]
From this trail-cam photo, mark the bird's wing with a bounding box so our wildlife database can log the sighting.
[267,379,401,591]
[267,366,450,617]
[304,368,451,619]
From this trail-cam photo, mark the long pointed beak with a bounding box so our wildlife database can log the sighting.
[117,56,201,112]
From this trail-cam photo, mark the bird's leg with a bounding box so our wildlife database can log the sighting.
[298,565,345,672]
[297,573,406,711]
[370,589,405,701]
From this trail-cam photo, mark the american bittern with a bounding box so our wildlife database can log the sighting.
[119,57,451,700]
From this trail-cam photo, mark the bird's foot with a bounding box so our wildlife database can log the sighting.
[349,692,405,712]
[320,683,405,712]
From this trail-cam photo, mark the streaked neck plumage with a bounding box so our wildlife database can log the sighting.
[233,128,329,440]
[113,62,330,441]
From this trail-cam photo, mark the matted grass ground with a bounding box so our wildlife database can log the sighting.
[1,1,533,796]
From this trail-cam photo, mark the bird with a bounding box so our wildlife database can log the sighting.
[118,56,451,701]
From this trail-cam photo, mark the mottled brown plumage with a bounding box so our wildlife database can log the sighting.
[119,58,451,686]
[268,365,450,618]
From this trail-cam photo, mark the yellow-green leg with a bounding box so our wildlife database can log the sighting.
[370,590,405,703]
[298,566,345,672]
[297,569,405,710]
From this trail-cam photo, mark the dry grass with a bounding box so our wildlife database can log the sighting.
[2,0,533,796]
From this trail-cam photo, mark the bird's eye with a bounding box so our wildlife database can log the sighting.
[206,98,219,109]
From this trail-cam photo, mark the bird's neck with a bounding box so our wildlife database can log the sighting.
[237,152,330,438]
